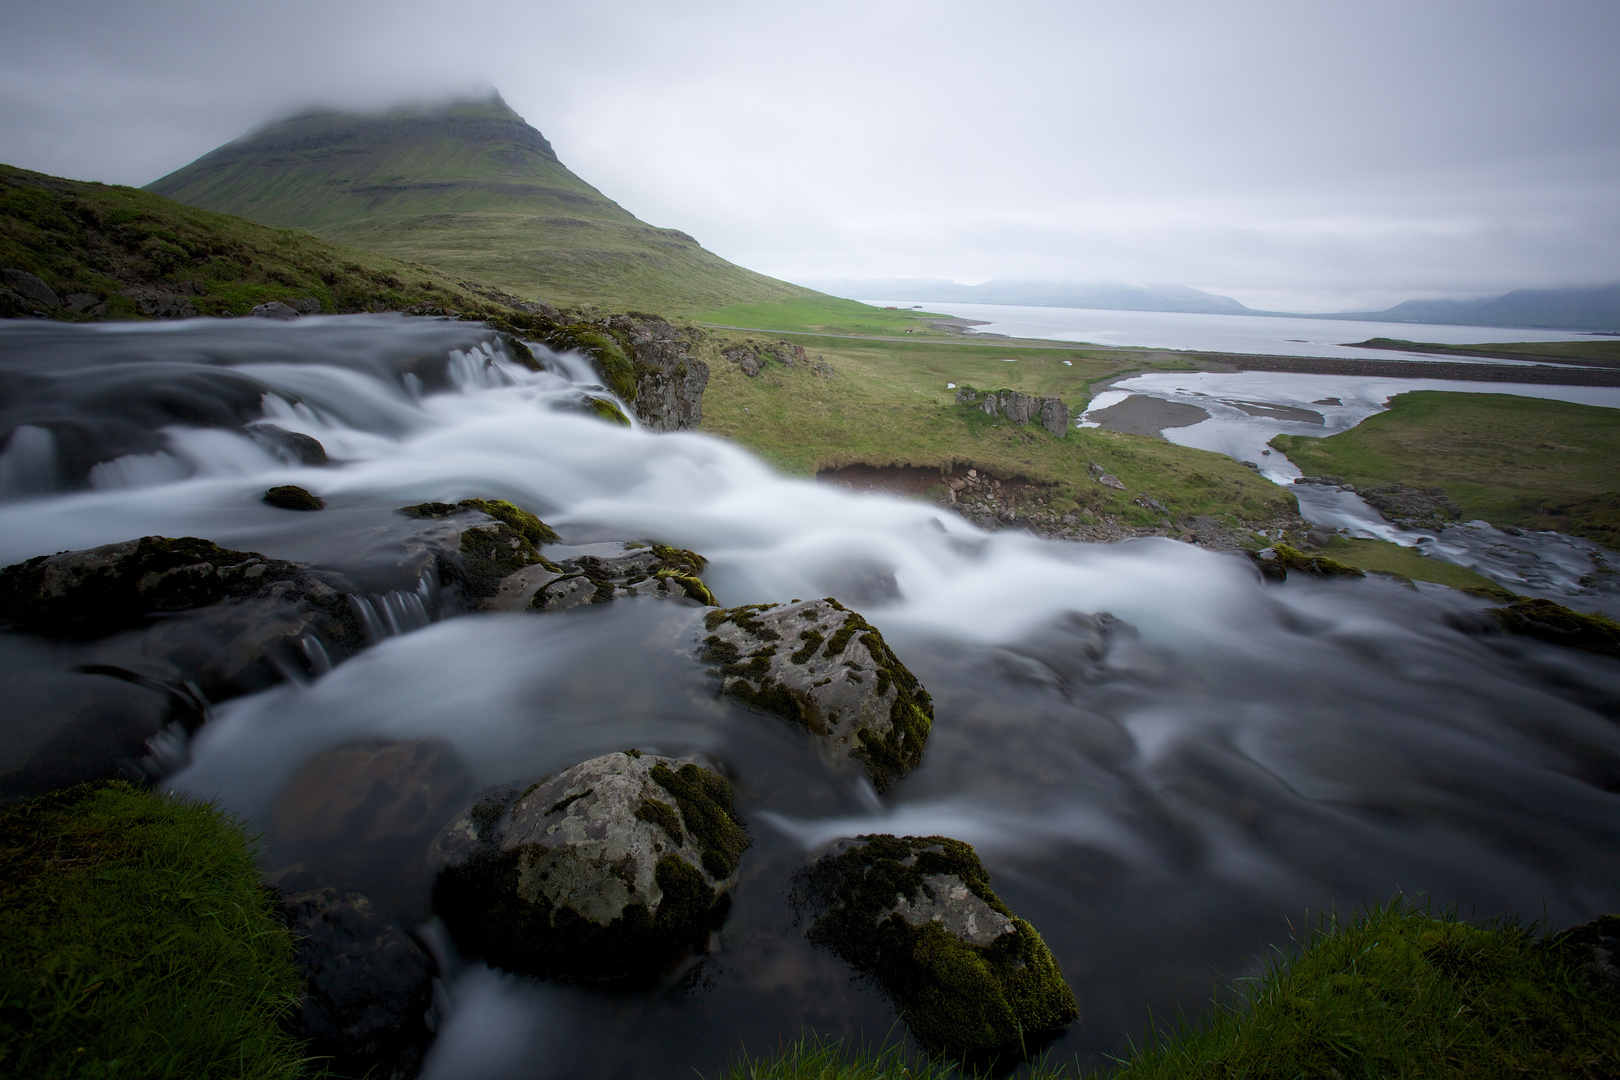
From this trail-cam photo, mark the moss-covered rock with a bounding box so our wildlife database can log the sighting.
[262,483,324,511]
[585,396,632,426]
[1250,543,1366,582]
[429,751,749,979]
[794,834,1077,1062]
[0,535,363,649]
[1486,597,1620,660]
[700,599,933,792]
[397,499,561,601]
[515,541,718,612]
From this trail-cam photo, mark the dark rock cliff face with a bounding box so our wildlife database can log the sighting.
[606,315,709,432]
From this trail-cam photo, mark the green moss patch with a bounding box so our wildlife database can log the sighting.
[1252,543,1365,582]
[797,834,1077,1063]
[649,762,749,881]
[1108,900,1620,1079]
[0,781,306,1078]
[1486,597,1620,660]
[262,484,324,511]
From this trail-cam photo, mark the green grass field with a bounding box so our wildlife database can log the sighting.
[700,295,963,338]
[695,330,1296,528]
[1273,391,1620,549]
[1312,535,1499,589]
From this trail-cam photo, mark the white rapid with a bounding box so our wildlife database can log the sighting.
[2,316,1619,1079]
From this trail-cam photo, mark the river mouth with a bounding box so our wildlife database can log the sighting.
[3,317,1620,1078]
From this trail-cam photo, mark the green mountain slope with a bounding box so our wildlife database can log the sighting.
[146,94,814,314]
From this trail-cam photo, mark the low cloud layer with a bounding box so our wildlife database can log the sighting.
[2,0,1615,311]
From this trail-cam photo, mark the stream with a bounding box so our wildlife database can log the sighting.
[2,315,1619,1078]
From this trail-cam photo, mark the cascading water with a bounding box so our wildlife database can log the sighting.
[2,315,1618,1078]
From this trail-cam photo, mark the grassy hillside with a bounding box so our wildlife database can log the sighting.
[696,330,1296,531]
[0,161,537,318]
[1273,391,1620,548]
[146,95,814,314]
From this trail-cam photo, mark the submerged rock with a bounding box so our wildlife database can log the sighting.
[794,834,1077,1061]
[430,751,749,979]
[489,541,716,613]
[699,599,933,791]
[247,423,329,466]
[270,739,473,908]
[281,887,434,1080]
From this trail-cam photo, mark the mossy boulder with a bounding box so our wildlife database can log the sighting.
[262,484,324,511]
[397,499,560,601]
[585,396,631,426]
[699,599,933,791]
[496,541,717,613]
[1485,597,1620,660]
[429,751,749,979]
[1250,543,1366,582]
[794,834,1077,1062]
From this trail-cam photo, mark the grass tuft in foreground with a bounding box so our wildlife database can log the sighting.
[0,780,307,1079]
[1103,899,1620,1079]
[716,1032,962,1080]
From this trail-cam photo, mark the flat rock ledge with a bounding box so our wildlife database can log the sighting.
[429,750,749,979]
[487,541,717,613]
[699,599,933,792]
[793,834,1078,1062]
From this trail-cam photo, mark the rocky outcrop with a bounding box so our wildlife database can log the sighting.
[1356,481,1463,529]
[1483,596,1620,660]
[281,888,435,1080]
[429,751,749,978]
[954,387,1069,437]
[793,834,1077,1061]
[721,339,812,380]
[2,268,60,312]
[612,315,709,432]
[699,599,933,791]
[487,541,716,613]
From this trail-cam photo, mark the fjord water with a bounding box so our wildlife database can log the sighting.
[3,317,1619,1078]
[862,300,1598,360]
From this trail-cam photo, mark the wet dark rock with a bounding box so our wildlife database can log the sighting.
[3,268,60,308]
[1485,596,1620,660]
[699,598,933,791]
[610,315,709,432]
[1548,914,1620,991]
[251,300,301,320]
[270,739,474,909]
[264,484,325,511]
[396,499,560,601]
[248,423,330,466]
[281,888,434,1080]
[503,541,716,613]
[793,834,1077,1062]
[1250,544,1365,582]
[429,751,749,979]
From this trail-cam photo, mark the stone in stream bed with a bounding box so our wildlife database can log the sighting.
[396,498,561,602]
[485,541,717,612]
[428,750,749,979]
[699,598,933,792]
[280,887,435,1080]
[793,834,1078,1062]
[1248,544,1365,582]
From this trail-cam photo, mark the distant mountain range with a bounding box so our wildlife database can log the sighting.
[802,278,1620,333]
[146,94,810,313]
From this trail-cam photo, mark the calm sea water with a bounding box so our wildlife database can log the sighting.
[859,300,1599,361]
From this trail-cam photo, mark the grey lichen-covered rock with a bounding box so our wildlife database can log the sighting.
[1249,544,1365,582]
[429,750,749,978]
[280,887,434,1080]
[609,315,709,432]
[699,599,933,791]
[793,834,1078,1062]
[493,541,716,613]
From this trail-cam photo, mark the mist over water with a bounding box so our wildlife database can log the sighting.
[2,316,1618,1077]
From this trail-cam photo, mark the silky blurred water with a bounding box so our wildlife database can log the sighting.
[2,316,1618,1078]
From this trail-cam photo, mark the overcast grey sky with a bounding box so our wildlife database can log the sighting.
[1,0,1615,311]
